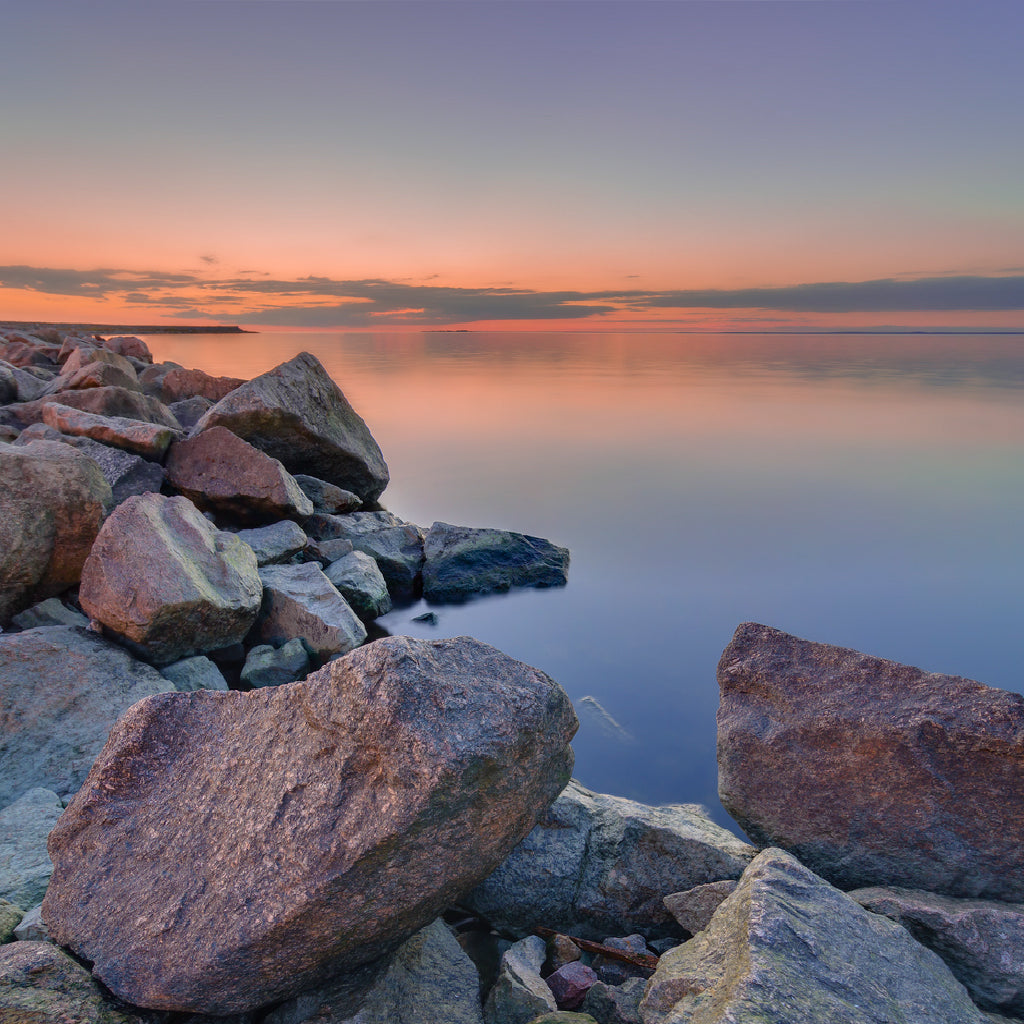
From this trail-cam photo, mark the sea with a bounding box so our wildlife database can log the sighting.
[141,330,1024,832]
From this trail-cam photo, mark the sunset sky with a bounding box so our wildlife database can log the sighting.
[2,0,1022,331]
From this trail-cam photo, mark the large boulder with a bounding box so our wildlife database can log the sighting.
[0,788,64,908]
[192,352,389,502]
[79,493,262,664]
[464,780,754,940]
[640,848,988,1024]
[717,622,1024,899]
[157,366,244,404]
[165,426,314,523]
[0,625,175,805]
[422,523,570,603]
[0,440,112,621]
[43,635,578,1014]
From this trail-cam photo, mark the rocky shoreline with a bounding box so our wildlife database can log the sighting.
[2,325,1023,1023]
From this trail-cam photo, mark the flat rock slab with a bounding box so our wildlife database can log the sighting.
[43,635,578,1015]
[80,493,262,664]
[192,352,389,503]
[0,625,176,806]
[465,780,754,940]
[166,426,313,523]
[0,788,63,908]
[718,622,1024,899]
[422,522,570,603]
[43,402,177,459]
[640,848,988,1024]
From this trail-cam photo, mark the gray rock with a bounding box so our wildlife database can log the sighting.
[0,358,48,401]
[325,550,392,620]
[266,918,484,1024]
[465,780,755,940]
[591,935,650,986]
[0,899,22,942]
[640,847,988,1024]
[0,626,176,805]
[484,936,557,1024]
[42,402,177,459]
[46,356,140,395]
[241,639,311,688]
[662,880,737,935]
[79,493,263,665]
[69,435,166,505]
[160,655,229,692]
[423,522,570,603]
[169,394,213,431]
[851,885,1024,1015]
[236,520,308,565]
[580,977,646,1024]
[305,536,356,565]
[305,511,405,540]
[718,622,1024,899]
[11,597,89,631]
[13,903,48,942]
[43,635,578,1013]
[256,562,367,659]
[294,474,362,514]
[0,788,63,908]
[192,352,389,502]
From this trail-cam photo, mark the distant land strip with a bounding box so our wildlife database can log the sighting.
[0,320,251,335]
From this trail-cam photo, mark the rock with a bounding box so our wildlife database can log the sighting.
[157,366,244,404]
[256,562,367,659]
[306,536,356,565]
[580,978,645,1024]
[546,962,597,1010]
[16,385,180,428]
[662,880,737,935]
[240,639,311,688]
[265,918,484,1024]
[325,551,392,620]
[591,935,651,986]
[351,525,425,602]
[48,358,140,394]
[70,436,166,505]
[103,335,153,363]
[305,511,404,539]
[43,635,578,1014]
[718,622,1024,899]
[527,1016,598,1024]
[0,625,175,805]
[0,900,22,943]
[42,402,177,459]
[0,440,112,622]
[160,655,229,692]
[169,395,213,430]
[464,780,755,940]
[13,904,48,942]
[11,597,89,631]
[640,848,988,1024]
[0,358,48,401]
[79,493,262,664]
[544,934,582,974]
[192,352,389,502]
[0,788,63,908]
[294,474,362,514]
[0,941,148,1022]
[851,886,1024,1015]
[0,333,61,367]
[166,427,314,523]
[0,364,14,403]
[236,520,308,565]
[60,344,136,378]
[422,523,570,603]
[414,611,439,625]
[484,936,558,1024]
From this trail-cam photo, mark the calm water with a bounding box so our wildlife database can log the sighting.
[143,331,1024,831]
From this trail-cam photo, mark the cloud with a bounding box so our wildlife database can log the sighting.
[0,265,198,296]
[199,254,219,265]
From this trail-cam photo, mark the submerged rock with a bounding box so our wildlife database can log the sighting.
[43,635,578,1014]
[718,622,1024,899]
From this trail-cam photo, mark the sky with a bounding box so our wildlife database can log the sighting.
[1,0,1022,332]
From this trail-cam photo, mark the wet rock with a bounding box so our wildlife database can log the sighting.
[423,522,570,603]
[324,550,392,620]
[640,848,987,1024]
[662,880,737,935]
[0,440,112,621]
[192,352,389,502]
[42,402,177,459]
[0,625,175,805]
[0,788,63,908]
[414,611,439,625]
[79,493,262,664]
[16,385,180,428]
[43,634,577,1014]
[240,639,311,688]
[166,426,313,523]
[157,366,244,404]
[851,885,1024,1015]
[236,520,308,565]
[0,900,23,943]
[718,622,1024,899]
[160,655,229,692]
[465,780,754,940]
[580,977,645,1024]
[484,936,557,1024]
[256,562,367,658]
[169,395,213,431]
[11,597,89,631]
[13,904,48,942]
[294,473,362,514]
[0,941,148,1022]
[546,962,597,1010]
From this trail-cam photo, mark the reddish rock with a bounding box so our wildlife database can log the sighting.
[158,366,244,404]
[42,402,177,459]
[50,359,140,393]
[15,386,180,428]
[103,335,153,363]
[43,635,578,1014]
[165,426,313,523]
[547,962,598,1010]
[60,345,137,378]
[718,622,1024,900]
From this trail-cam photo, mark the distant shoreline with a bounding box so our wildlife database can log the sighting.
[0,321,252,335]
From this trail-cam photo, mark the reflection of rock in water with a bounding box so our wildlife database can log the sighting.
[576,696,634,743]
